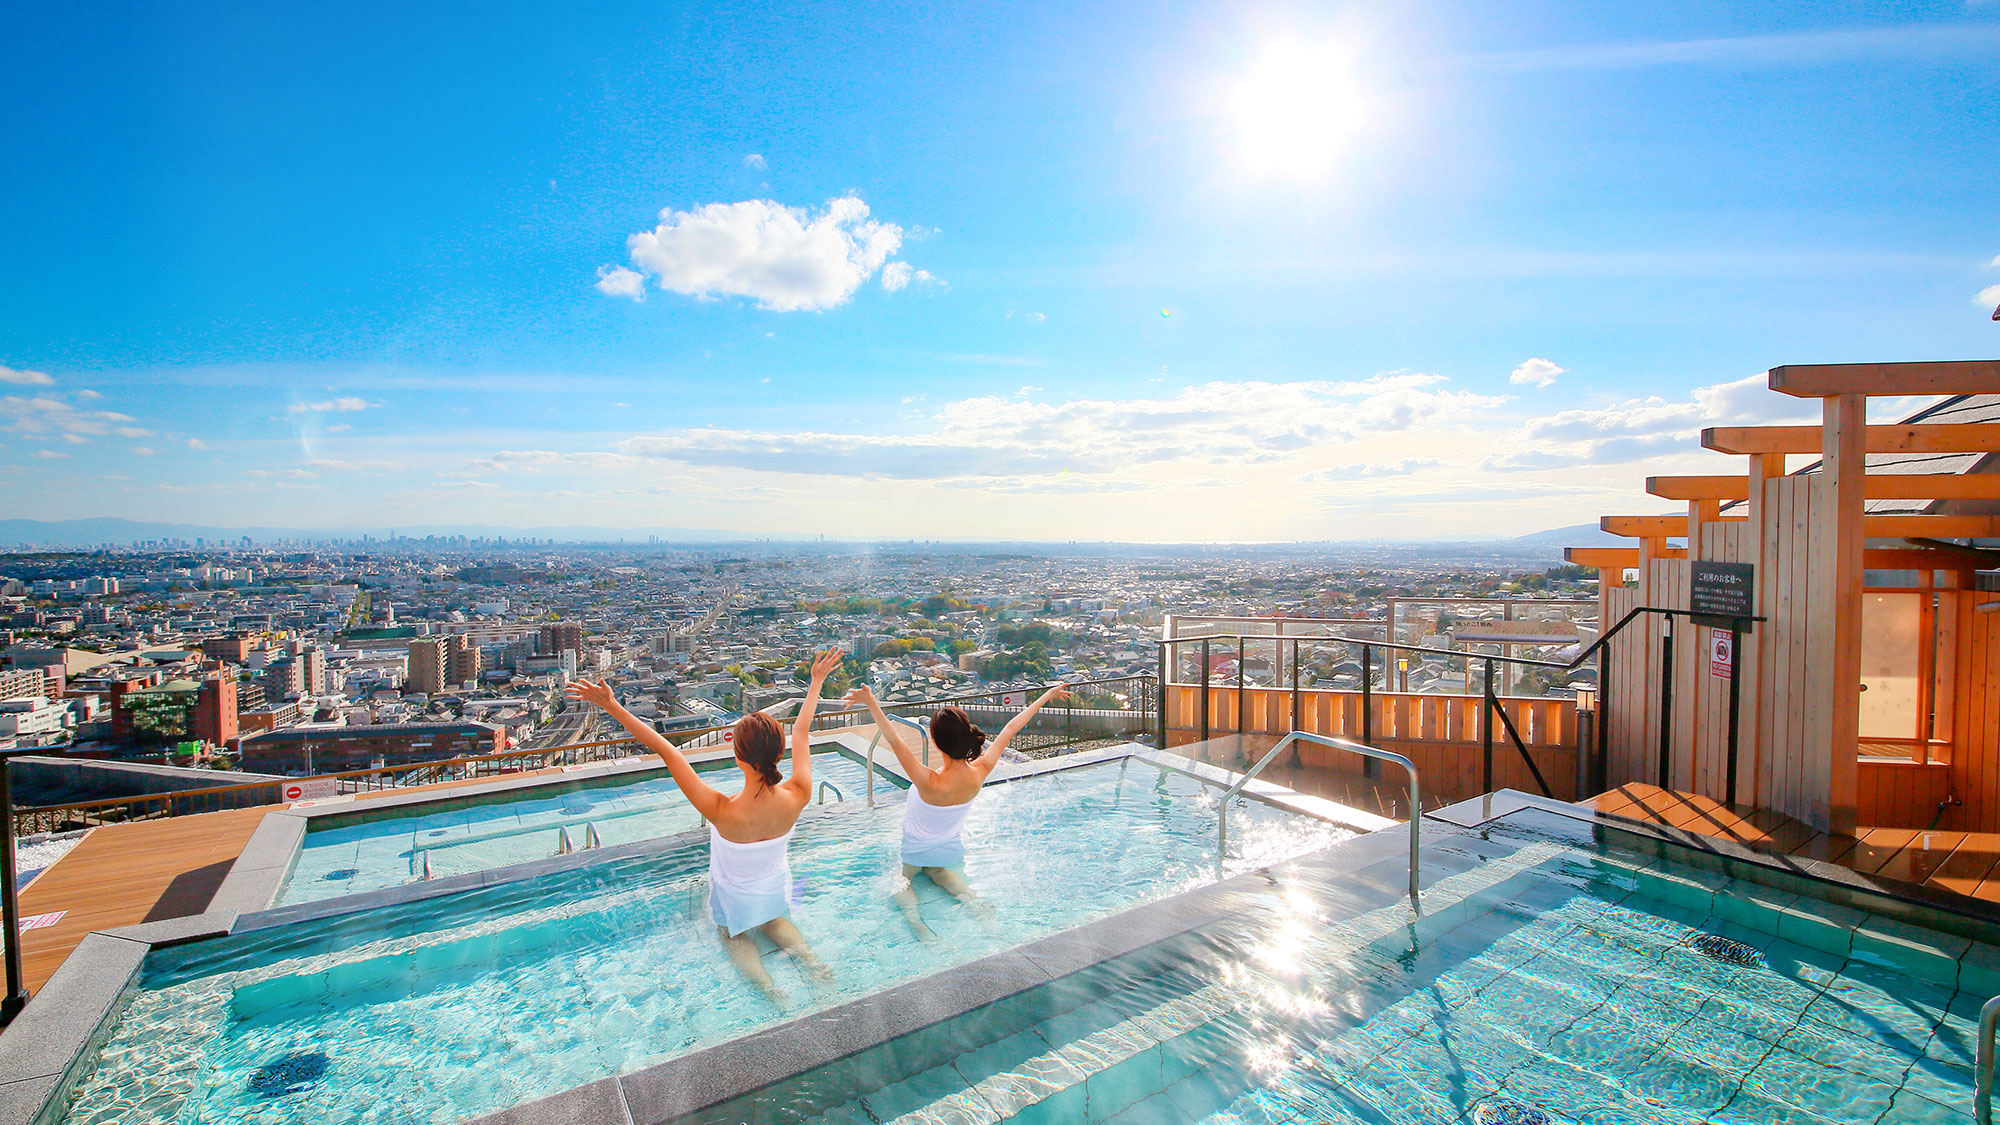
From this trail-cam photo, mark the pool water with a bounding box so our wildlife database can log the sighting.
[58,756,1355,1125]
[738,810,1997,1125]
[276,750,890,905]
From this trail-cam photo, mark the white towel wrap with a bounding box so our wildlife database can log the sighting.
[901,791,974,869]
[706,824,797,936]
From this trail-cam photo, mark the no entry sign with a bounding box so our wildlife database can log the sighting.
[282,778,340,802]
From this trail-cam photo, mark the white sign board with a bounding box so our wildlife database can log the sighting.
[1709,631,1733,679]
[282,778,341,802]
[999,693,1024,707]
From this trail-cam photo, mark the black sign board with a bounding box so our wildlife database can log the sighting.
[1689,561,1755,628]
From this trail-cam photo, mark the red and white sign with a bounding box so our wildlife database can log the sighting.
[999,693,1024,707]
[1709,631,1734,679]
[722,730,734,742]
[18,911,64,932]
[282,778,341,802]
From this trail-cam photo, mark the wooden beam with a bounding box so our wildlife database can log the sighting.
[1768,360,2000,398]
[1822,394,1864,836]
[1702,424,2000,455]
[1866,515,2000,539]
[1604,511,2000,540]
[1648,472,2000,502]
[1564,547,1638,568]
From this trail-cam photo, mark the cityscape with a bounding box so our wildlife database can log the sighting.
[0,535,1598,773]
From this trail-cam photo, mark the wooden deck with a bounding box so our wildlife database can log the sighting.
[10,758,609,992]
[16,807,269,991]
[1585,783,2000,903]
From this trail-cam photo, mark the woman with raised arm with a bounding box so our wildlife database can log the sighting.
[565,649,845,1003]
[845,682,1071,940]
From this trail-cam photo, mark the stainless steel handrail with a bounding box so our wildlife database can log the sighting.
[817,780,844,805]
[862,715,931,807]
[1978,993,1998,1125]
[1216,732,1421,900]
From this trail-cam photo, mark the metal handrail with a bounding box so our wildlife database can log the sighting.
[863,715,931,807]
[817,780,844,805]
[1216,731,1421,900]
[1978,993,1998,1125]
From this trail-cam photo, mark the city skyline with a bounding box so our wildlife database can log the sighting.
[4,3,1999,540]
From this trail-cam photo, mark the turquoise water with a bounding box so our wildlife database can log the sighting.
[58,756,1353,1125]
[734,812,1997,1124]
[275,750,890,905]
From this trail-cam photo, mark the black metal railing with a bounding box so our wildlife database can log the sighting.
[1156,605,1760,802]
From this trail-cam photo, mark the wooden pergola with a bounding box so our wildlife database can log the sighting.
[1567,362,2000,835]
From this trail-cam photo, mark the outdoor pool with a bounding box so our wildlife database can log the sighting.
[56,753,1356,1124]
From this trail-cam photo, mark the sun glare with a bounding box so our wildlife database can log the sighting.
[1230,42,1369,179]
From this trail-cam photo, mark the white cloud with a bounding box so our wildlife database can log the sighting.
[74,388,103,400]
[0,365,55,387]
[306,458,404,472]
[288,397,373,414]
[1989,255,2000,269]
[1509,357,1564,388]
[605,196,916,311]
[131,446,157,456]
[325,424,351,433]
[881,261,939,292]
[595,266,646,301]
[1,395,151,443]
[1481,372,1825,471]
[614,375,1503,481]
[743,153,766,170]
[1975,284,2000,308]
[186,438,209,450]
[282,468,318,480]
[1302,459,1446,481]
[31,449,65,460]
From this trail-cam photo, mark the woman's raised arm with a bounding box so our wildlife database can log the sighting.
[566,679,729,819]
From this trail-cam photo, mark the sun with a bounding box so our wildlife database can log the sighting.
[1229,42,1370,180]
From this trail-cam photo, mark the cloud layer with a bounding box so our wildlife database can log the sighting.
[599,196,930,311]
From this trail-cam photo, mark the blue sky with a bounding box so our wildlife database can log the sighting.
[3,1,1998,541]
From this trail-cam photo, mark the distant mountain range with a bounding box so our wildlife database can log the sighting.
[0,517,787,548]
[0,516,1620,558]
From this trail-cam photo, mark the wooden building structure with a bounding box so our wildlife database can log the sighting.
[1568,364,2000,835]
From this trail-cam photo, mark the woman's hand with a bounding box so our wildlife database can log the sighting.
[808,648,844,684]
[565,678,615,711]
[844,685,879,709]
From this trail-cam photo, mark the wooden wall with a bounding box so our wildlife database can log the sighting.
[1163,684,1579,802]
[1597,473,1998,833]
[1599,477,1846,831]
[1947,591,2000,832]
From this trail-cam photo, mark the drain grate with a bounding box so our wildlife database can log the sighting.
[249,1051,329,1098]
[1474,1099,1552,1125]
[1690,932,1762,966]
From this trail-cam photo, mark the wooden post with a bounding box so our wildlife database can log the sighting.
[1822,394,1865,834]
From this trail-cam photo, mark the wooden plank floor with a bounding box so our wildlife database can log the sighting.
[15,807,269,991]
[1586,783,2000,904]
[10,760,611,993]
